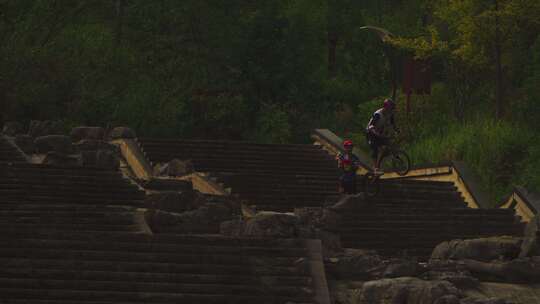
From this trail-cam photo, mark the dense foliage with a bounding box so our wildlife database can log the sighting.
[1,0,539,203]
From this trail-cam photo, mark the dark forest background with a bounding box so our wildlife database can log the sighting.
[1,0,540,204]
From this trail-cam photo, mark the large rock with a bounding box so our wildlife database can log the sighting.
[148,203,232,233]
[70,126,105,142]
[463,257,540,283]
[142,178,193,192]
[295,207,341,230]
[423,260,479,289]
[28,120,63,138]
[109,126,136,139]
[360,277,461,304]
[34,135,73,154]
[43,152,80,167]
[431,237,522,262]
[73,139,118,153]
[520,215,540,257]
[2,121,23,136]
[243,211,299,238]
[145,190,204,213]
[460,298,512,304]
[155,159,194,177]
[14,134,35,154]
[383,259,422,278]
[326,248,384,280]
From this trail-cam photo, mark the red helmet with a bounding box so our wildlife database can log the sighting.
[343,140,353,148]
[383,98,395,110]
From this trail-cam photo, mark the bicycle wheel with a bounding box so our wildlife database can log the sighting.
[363,173,380,197]
[390,150,410,176]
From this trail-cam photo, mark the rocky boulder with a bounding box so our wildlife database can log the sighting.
[70,126,105,142]
[155,159,194,177]
[460,297,513,304]
[43,152,80,167]
[145,190,205,213]
[147,203,232,233]
[295,207,341,231]
[423,260,479,289]
[360,277,461,304]
[108,126,136,139]
[34,135,73,154]
[463,257,540,283]
[142,178,193,192]
[243,211,299,238]
[431,237,522,262]
[326,249,384,280]
[73,139,118,153]
[520,214,540,257]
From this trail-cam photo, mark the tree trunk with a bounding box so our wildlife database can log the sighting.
[494,0,504,119]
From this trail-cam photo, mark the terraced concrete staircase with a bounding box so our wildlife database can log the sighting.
[329,179,524,257]
[0,135,26,163]
[138,138,339,211]
[0,162,328,303]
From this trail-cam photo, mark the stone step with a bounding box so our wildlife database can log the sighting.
[0,223,142,232]
[0,287,313,303]
[252,198,466,208]
[0,216,135,225]
[0,186,143,198]
[0,239,308,257]
[0,164,122,176]
[194,166,337,175]
[239,191,462,202]
[336,227,523,238]
[0,197,145,207]
[0,277,313,298]
[0,257,303,276]
[0,247,303,265]
[215,172,339,181]
[0,204,137,212]
[0,268,311,287]
[138,138,325,150]
[338,228,522,241]
[334,219,520,229]
[0,179,138,189]
[338,213,518,223]
[143,151,335,162]
[337,207,515,215]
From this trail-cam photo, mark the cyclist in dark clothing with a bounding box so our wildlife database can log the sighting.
[365,98,399,174]
[337,139,360,194]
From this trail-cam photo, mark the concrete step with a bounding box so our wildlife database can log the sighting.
[138,138,325,151]
[0,216,135,225]
[0,197,145,207]
[0,257,304,276]
[0,287,314,303]
[0,277,313,298]
[0,268,311,286]
[0,239,308,257]
[0,187,144,199]
[0,223,142,232]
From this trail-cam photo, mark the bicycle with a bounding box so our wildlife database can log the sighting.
[363,136,411,197]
